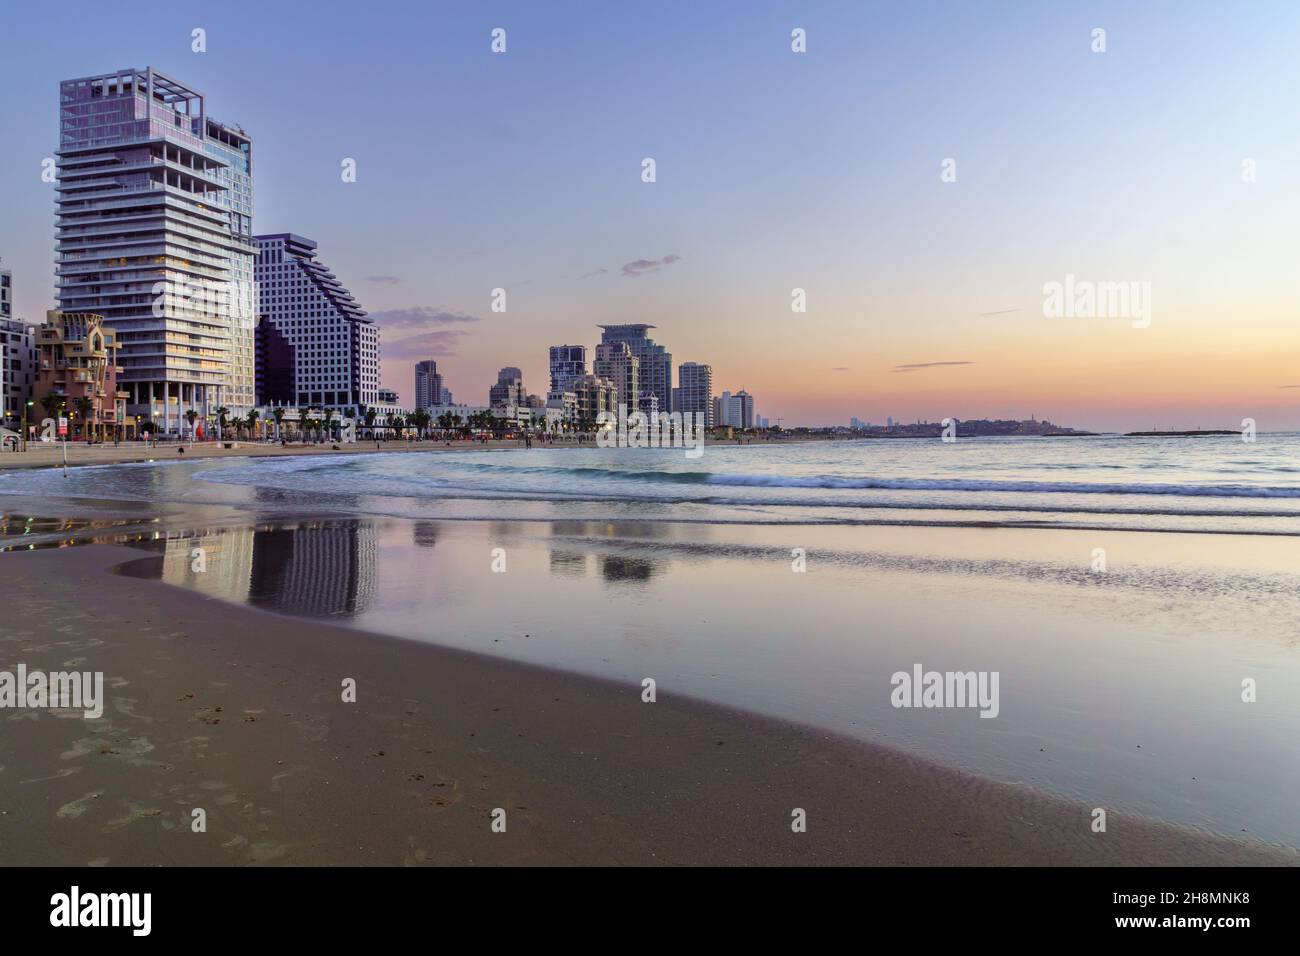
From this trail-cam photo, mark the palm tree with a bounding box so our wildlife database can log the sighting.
[390,414,405,437]
[73,395,94,441]
[40,391,66,421]
[273,407,285,441]
[322,407,335,442]
[411,409,430,439]
[215,406,230,442]
[364,408,377,439]
[247,409,260,441]
[184,408,199,441]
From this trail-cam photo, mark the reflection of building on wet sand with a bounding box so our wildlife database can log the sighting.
[548,550,589,576]
[547,547,660,583]
[159,523,376,617]
[599,554,656,582]
[249,523,377,617]
[547,521,673,583]
[159,527,256,605]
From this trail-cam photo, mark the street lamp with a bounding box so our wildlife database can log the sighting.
[20,400,33,451]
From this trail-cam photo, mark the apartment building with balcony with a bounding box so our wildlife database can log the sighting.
[548,345,586,393]
[677,361,713,427]
[593,341,638,411]
[598,323,672,413]
[253,233,380,412]
[0,266,39,430]
[36,310,129,439]
[56,67,256,434]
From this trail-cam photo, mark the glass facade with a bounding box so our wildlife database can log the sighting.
[55,67,256,431]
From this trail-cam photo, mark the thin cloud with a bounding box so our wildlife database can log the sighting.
[831,367,850,372]
[892,361,974,373]
[384,330,469,358]
[364,275,401,285]
[580,268,608,279]
[1279,385,1300,389]
[621,254,681,277]
[368,306,482,330]
[979,308,1021,316]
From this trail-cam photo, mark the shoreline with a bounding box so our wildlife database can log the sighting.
[1,539,1294,865]
[0,433,827,474]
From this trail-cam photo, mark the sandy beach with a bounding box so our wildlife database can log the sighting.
[1,538,1294,866]
[0,438,548,472]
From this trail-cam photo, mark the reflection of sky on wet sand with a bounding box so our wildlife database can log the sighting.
[91,515,1300,848]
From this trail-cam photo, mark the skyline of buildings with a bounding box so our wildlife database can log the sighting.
[2,63,774,434]
[0,5,1293,432]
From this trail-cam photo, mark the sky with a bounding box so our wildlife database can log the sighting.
[2,0,1298,429]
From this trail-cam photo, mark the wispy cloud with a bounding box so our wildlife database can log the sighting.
[892,361,974,373]
[368,306,482,330]
[579,267,608,279]
[979,308,1021,316]
[384,329,470,358]
[1279,385,1300,389]
[621,254,681,278]
[831,367,850,372]
[364,275,401,285]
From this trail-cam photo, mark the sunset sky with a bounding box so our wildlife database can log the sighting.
[2,0,1298,429]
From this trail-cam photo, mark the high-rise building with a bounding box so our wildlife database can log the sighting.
[593,341,638,409]
[598,324,672,412]
[716,389,754,429]
[0,264,11,320]
[677,362,713,427]
[548,345,586,393]
[736,390,754,428]
[414,359,443,410]
[56,68,256,434]
[253,233,379,411]
[36,310,129,439]
[489,367,525,408]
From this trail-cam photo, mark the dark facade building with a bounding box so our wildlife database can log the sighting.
[255,315,296,406]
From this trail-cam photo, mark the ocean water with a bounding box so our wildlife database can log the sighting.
[5,434,1300,533]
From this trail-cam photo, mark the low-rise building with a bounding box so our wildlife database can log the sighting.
[36,310,129,440]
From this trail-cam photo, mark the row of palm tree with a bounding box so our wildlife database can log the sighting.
[35,391,603,443]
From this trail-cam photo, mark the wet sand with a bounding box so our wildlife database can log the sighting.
[1,543,1293,866]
